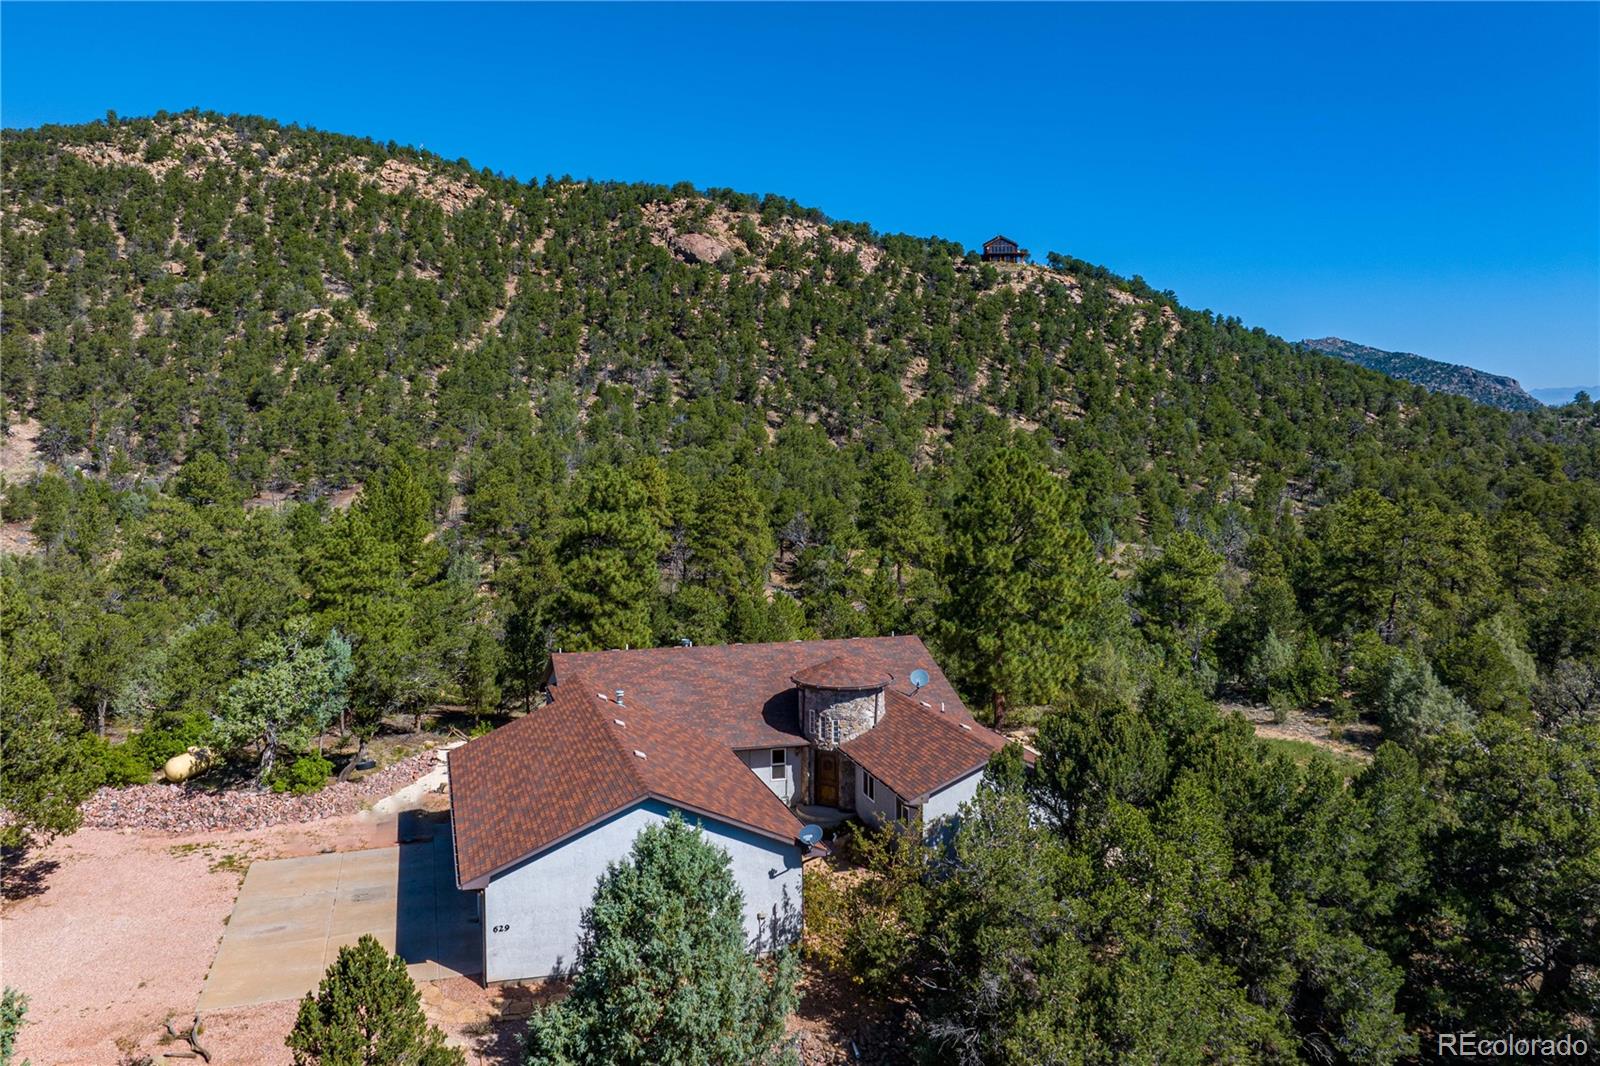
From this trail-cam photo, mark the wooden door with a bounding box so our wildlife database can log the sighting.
[816,751,839,807]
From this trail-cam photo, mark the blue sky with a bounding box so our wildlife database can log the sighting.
[4,3,1596,387]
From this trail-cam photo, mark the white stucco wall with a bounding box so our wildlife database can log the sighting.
[479,799,802,983]
[922,768,983,834]
[854,766,982,838]
[853,766,897,828]
[736,746,803,804]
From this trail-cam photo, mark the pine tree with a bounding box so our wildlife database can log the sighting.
[286,934,462,1066]
[554,466,667,651]
[937,448,1106,727]
[522,816,798,1066]
[1133,530,1231,681]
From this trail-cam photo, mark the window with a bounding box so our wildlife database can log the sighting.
[863,772,876,801]
[770,749,786,779]
[896,798,918,824]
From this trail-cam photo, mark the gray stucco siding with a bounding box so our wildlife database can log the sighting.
[853,765,897,828]
[736,745,804,804]
[922,767,983,830]
[854,764,983,836]
[480,799,801,983]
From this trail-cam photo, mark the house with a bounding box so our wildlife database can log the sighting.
[448,635,1009,983]
[981,234,1029,263]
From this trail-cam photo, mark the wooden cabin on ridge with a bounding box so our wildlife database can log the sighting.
[981,235,1029,263]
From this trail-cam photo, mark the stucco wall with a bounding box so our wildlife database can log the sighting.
[736,746,804,804]
[854,766,897,828]
[480,800,802,983]
[922,768,983,832]
[854,766,982,837]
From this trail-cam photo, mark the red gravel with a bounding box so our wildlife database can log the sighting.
[79,751,438,833]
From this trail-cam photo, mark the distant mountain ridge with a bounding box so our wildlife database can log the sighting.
[1300,337,1542,412]
[1529,385,1598,407]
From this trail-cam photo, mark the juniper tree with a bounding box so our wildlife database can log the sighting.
[286,934,462,1066]
[522,815,799,1066]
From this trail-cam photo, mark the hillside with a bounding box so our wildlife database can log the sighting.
[4,111,1596,528]
[1300,335,1543,412]
[4,111,1600,1066]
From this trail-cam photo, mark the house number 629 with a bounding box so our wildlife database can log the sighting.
[492,924,510,933]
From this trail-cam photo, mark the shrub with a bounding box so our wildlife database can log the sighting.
[89,736,152,786]
[126,711,213,769]
[1375,653,1474,748]
[286,934,462,1066]
[1,986,27,1066]
[268,754,333,795]
[1268,691,1295,725]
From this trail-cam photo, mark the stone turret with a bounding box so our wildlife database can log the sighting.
[794,657,892,750]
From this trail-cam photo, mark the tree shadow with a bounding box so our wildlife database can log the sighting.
[1,844,60,901]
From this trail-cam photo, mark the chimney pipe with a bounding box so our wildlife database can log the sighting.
[615,689,625,706]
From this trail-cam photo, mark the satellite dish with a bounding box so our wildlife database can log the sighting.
[798,824,823,847]
[909,668,930,691]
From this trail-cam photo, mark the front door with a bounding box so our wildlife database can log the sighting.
[816,751,839,807]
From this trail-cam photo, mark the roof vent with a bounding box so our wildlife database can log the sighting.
[615,689,625,706]
[679,637,693,647]
[597,692,608,701]
[960,724,973,731]
[633,749,647,759]
[613,718,626,727]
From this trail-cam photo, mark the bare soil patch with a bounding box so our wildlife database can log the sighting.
[1225,701,1379,762]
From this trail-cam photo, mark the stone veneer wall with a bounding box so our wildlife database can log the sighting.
[802,686,884,750]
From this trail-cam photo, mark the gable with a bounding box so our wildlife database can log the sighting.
[450,671,803,888]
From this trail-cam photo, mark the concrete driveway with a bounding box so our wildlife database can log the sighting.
[198,815,479,1010]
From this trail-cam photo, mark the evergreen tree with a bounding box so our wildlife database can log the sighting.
[554,466,667,651]
[937,448,1106,727]
[286,935,462,1066]
[522,816,798,1066]
[213,624,352,785]
[0,666,100,846]
[1132,530,1231,683]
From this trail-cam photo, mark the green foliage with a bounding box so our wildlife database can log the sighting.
[0,666,100,846]
[125,710,214,769]
[287,934,463,1066]
[554,465,668,652]
[88,736,152,786]
[1133,529,1231,686]
[1368,650,1474,748]
[1,986,28,1066]
[268,754,334,795]
[523,815,798,1066]
[937,448,1109,726]
[213,625,352,785]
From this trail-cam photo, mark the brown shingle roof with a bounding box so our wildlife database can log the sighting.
[791,656,894,691]
[550,636,972,749]
[450,670,804,888]
[842,689,1008,803]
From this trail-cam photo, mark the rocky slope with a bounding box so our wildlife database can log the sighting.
[1300,336,1543,412]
